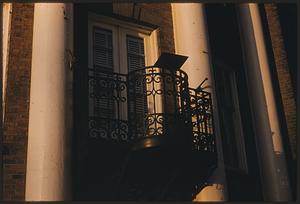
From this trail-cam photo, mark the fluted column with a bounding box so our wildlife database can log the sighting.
[236,3,292,201]
[171,3,228,201]
[26,3,73,201]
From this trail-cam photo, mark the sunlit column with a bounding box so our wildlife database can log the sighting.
[171,3,228,201]
[2,3,12,120]
[0,3,3,200]
[236,3,292,201]
[26,3,73,201]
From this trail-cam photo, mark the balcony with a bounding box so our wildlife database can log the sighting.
[87,53,217,200]
[88,70,215,151]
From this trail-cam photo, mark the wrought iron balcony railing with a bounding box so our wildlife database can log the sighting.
[85,53,217,200]
[189,88,215,153]
[88,65,216,154]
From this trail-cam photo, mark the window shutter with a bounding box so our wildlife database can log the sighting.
[92,28,114,118]
[127,36,145,72]
[93,28,113,72]
[127,36,147,132]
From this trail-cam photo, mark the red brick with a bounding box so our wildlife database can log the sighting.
[264,4,297,159]
[2,3,34,201]
[113,3,175,53]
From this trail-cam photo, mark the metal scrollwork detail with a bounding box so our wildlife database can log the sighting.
[87,66,215,154]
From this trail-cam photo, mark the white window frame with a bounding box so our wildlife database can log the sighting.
[88,13,160,121]
[88,13,159,73]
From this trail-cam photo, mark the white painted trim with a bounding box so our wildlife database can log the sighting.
[89,12,156,35]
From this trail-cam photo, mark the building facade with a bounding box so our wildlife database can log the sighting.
[1,2,297,201]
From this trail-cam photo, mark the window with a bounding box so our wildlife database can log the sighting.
[88,14,159,139]
[214,63,248,172]
[88,14,158,73]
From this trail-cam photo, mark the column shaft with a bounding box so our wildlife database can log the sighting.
[236,3,292,201]
[0,3,3,200]
[26,3,73,201]
[2,3,12,120]
[171,3,228,201]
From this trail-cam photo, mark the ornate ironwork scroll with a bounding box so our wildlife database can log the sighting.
[87,65,217,201]
[88,65,215,153]
[88,68,129,142]
[127,66,190,142]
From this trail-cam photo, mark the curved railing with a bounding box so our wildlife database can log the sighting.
[127,66,190,145]
[88,66,215,153]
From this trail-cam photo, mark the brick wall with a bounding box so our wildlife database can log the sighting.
[113,3,175,53]
[264,4,297,160]
[2,3,34,200]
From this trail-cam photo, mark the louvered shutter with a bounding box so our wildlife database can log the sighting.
[127,36,145,72]
[93,28,113,71]
[92,28,114,118]
[127,36,147,132]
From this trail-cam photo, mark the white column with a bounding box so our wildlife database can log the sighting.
[171,3,228,201]
[0,3,3,200]
[236,4,292,201]
[2,3,12,120]
[26,3,73,201]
